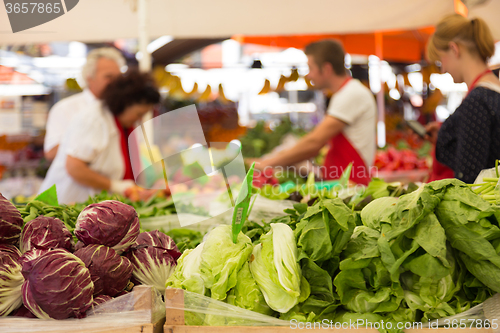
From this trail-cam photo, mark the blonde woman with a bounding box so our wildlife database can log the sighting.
[426,14,500,183]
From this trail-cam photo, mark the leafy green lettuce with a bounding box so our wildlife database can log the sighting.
[249,223,304,313]
[294,198,356,273]
[166,242,206,295]
[227,262,275,316]
[199,225,253,300]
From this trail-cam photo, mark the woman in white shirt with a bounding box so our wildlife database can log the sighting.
[39,70,160,204]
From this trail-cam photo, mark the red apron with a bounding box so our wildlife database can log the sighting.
[323,132,370,185]
[321,77,370,185]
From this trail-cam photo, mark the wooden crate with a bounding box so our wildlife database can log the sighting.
[164,289,491,333]
[0,285,165,333]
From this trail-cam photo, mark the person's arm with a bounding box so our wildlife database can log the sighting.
[424,122,441,145]
[66,156,135,194]
[45,145,59,161]
[66,155,111,190]
[257,116,346,169]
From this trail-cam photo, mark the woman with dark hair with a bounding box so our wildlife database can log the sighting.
[39,70,160,204]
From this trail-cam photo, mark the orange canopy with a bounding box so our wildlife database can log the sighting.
[234,26,435,63]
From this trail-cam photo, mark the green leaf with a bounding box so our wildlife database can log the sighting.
[34,184,58,206]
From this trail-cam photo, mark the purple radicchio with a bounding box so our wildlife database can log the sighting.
[112,215,140,254]
[91,294,113,309]
[127,230,181,293]
[0,245,23,316]
[75,200,137,247]
[74,244,132,296]
[11,304,37,318]
[0,194,23,245]
[18,248,49,268]
[21,248,94,319]
[20,216,74,253]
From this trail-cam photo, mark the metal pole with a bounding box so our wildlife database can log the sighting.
[137,0,154,146]
[375,31,386,148]
[137,0,152,73]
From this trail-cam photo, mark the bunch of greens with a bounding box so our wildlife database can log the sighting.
[237,195,357,322]
[234,179,499,331]
[279,198,357,322]
[347,178,419,211]
[81,191,181,219]
[16,200,81,235]
[333,179,499,330]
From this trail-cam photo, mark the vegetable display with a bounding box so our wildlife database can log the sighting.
[165,178,500,331]
[227,262,274,316]
[1,189,182,321]
[3,172,500,329]
[239,119,304,158]
[373,146,428,171]
[166,243,206,295]
[111,214,140,255]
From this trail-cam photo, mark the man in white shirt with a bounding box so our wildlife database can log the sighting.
[44,47,125,161]
[254,40,377,184]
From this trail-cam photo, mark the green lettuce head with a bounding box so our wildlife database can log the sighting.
[200,225,253,300]
[227,262,275,316]
[249,223,303,313]
[166,242,206,295]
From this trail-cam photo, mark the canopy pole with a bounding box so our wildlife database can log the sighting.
[375,31,386,148]
[137,0,154,156]
[137,0,152,72]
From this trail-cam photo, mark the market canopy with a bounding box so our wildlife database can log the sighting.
[0,0,458,45]
[232,1,500,63]
[235,27,436,63]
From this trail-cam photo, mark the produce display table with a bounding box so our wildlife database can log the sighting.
[0,286,165,333]
[163,289,490,333]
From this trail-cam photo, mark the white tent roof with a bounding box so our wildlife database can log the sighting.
[0,0,459,45]
[468,0,500,41]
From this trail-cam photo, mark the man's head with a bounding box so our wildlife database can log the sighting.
[82,48,125,99]
[304,40,346,90]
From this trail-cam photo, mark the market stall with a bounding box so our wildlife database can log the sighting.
[2,0,500,332]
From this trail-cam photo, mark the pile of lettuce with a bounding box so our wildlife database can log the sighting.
[166,179,500,330]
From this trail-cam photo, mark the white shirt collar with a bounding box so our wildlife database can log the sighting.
[82,88,99,105]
